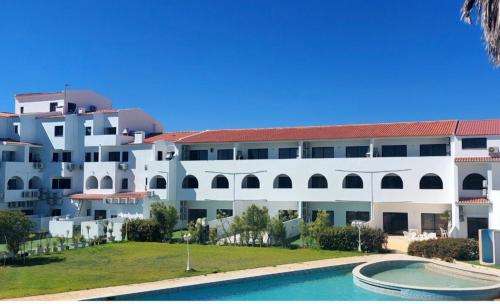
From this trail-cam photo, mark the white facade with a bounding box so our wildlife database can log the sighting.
[0,90,499,239]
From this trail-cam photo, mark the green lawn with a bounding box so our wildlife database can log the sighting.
[466,260,500,269]
[0,241,362,299]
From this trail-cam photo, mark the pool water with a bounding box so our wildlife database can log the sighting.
[117,266,403,301]
[370,262,494,289]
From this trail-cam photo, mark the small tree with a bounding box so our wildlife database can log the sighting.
[312,210,330,244]
[268,217,287,247]
[300,220,314,248]
[151,202,178,242]
[0,211,33,257]
[230,215,245,246]
[242,204,270,246]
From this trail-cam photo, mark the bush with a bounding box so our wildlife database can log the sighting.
[408,238,478,262]
[318,226,387,252]
[268,217,287,247]
[121,219,162,242]
[150,203,178,241]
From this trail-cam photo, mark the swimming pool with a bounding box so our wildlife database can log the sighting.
[111,265,403,301]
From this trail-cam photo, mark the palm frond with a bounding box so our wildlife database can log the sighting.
[461,0,500,67]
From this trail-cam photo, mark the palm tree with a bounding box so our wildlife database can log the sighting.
[461,0,500,67]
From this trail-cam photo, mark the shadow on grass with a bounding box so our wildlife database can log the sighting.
[5,256,66,267]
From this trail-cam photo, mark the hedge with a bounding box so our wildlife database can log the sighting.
[121,219,162,242]
[318,226,387,252]
[407,238,478,262]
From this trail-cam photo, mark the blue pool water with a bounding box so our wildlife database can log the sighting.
[115,266,404,301]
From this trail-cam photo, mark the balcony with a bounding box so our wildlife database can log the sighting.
[84,134,134,147]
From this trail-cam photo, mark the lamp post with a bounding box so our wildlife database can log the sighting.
[351,220,365,252]
[183,233,192,272]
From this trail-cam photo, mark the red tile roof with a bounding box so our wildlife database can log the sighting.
[455,157,500,163]
[456,119,500,136]
[173,120,458,143]
[145,131,201,144]
[70,192,147,200]
[457,197,491,204]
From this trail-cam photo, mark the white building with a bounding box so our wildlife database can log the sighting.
[1,90,499,239]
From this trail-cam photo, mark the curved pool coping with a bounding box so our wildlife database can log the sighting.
[352,258,500,301]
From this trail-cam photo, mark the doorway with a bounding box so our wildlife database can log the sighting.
[383,212,408,235]
[467,217,488,240]
[94,210,107,220]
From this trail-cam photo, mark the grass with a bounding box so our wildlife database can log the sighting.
[466,260,500,269]
[0,241,363,299]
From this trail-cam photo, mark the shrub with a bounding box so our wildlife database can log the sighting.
[150,203,178,241]
[408,238,478,262]
[121,219,162,242]
[318,226,387,252]
[268,217,287,247]
[0,210,33,256]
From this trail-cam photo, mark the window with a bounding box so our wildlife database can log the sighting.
[20,107,24,114]
[188,150,208,161]
[14,125,18,135]
[49,102,57,112]
[421,213,448,234]
[100,176,113,189]
[242,175,260,188]
[311,210,334,225]
[182,175,199,189]
[151,176,167,189]
[212,175,229,189]
[312,147,334,158]
[346,211,370,225]
[381,174,403,189]
[85,176,98,189]
[54,125,64,137]
[308,174,328,188]
[248,148,268,159]
[463,173,486,190]
[85,126,92,136]
[278,148,298,159]
[419,174,443,189]
[2,151,15,162]
[217,149,234,160]
[122,151,129,162]
[217,209,233,217]
[420,144,447,156]
[93,152,99,162]
[52,178,71,189]
[346,146,369,158]
[157,151,163,161]
[108,152,120,162]
[85,152,92,162]
[52,152,59,162]
[51,209,62,216]
[462,138,487,149]
[121,178,129,190]
[343,174,363,189]
[7,177,23,190]
[68,102,77,113]
[62,151,71,163]
[381,145,407,157]
[104,127,117,135]
[273,174,292,188]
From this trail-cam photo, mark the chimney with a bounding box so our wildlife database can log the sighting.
[134,131,145,144]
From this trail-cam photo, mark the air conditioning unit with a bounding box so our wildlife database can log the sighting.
[119,163,128,170]
[488,146,500,156]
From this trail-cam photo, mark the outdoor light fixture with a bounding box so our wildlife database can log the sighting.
[351,220,366,252]
[183,233,192,272]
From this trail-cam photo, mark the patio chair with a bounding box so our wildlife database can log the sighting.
[440,227,448,238]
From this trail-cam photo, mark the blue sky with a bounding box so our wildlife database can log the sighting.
[0,0,498,131]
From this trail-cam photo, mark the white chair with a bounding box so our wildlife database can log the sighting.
[440,227,448,238]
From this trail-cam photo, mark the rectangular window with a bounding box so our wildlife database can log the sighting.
[346,146,369,158]
[157,151,163,161]
[108,152,120,162]
[85,152,91,162]
[93,152,99,162]
[54,125,64,137]
[311,210,335,225]
[49,102,57,112]
[121,178,129,190]
[462,138,487,149]
[346,211,370,225]
[381,145,407,157]
[122,151,129,162]
[2,151,15,162]
[420,144,448,156]
[248,148,268,159]
[20,107,24,114]
[278,148,298,159]
[52,152,59,162]
[188,150,208,161]
[421,213,448,234]
[62,151,72,162]
[51,209,61,216]
[216,209,233,217]
[312,147,335,158]
[217,149,234,160]
[85,126,92,136]
[104,127,117,135]
[52,178,71,189]
[14,125,19,135]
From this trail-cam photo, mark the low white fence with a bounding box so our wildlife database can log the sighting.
[207,216,234,238]
[81,218,124,241]
[284,218,302,239]
[48,216,94,238]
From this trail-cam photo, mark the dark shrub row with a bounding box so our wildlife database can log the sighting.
[121,219,162,242]
[407,238,478,262]
[318,226,387,252]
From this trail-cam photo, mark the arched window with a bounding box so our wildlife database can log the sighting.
[28,176,42,190]
[85,176,98,190]
[419,174,443,189]
[182,175,199,189]
[150,176,167,189]
[242,175,260,189]
[381,173,403,189]
[273,174,292,189]
[463,173,486,190]
[7,176,24,190]
[100,176,113,189]
[308,174,328,189]
[342,174,363,189]
[212,175,229,189]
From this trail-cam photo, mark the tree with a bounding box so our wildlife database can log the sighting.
[0,211,33,257]
[150,203,178,241]
[312,211,330,244]
[242,204,270,246]
[268,217,287,247]
[230,215,245,246]
[462,0,500,67]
